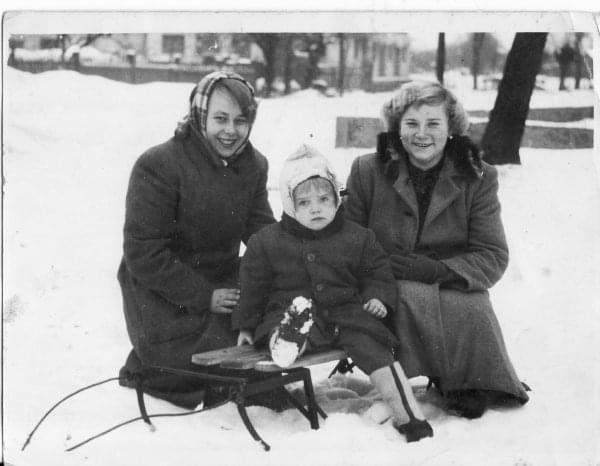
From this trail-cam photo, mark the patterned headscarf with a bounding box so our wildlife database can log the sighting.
[175,71,257,162]
[190,70,256,137]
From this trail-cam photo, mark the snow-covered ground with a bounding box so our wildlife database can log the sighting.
[2,67,599,466]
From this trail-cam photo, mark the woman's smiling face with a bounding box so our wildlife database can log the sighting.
[205,87,250,159]
[399,103,450,169]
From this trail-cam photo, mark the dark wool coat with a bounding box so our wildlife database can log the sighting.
[345,138,528,401]
[233,218,398,349]
[118,131,274,368]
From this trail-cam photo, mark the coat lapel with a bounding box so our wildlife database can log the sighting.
[392,156,419,218]
[423,157,463,230]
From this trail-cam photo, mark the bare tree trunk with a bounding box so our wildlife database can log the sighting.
[471,33,485,90]
[59,34,67,66]
[337,33,346,96]
[556,40,575,91]
[436,33,445,84]
[81,34,105,47]
[359,35,373,90]
[283,35,293,95]
[481,33,547,165]
[8,40,16,67]
[250,34,280,97]
[306,34,325,88]
[574,32,584,89]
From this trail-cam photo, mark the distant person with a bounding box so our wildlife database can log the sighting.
[234,145,433,443]
[556,40,577,90]
[345,80,529,419]
[118,71,275,407]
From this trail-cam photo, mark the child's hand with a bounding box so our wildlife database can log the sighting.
[363,298,387,319]
[237,329,254,346]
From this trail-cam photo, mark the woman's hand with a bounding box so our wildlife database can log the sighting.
[390,254,447,283]
[210,288,240,314]
[237,329,254,346]
[363,298,388,319]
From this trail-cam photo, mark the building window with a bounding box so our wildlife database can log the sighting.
[353,38,361,60]
[393,47,400,76]
[40,37,60,49]
[195,33,219,55]
[400,47,407,63]
[162,35,184,55]
[9,35,24,48]
[378,44,386,76]
[399,47,408,75]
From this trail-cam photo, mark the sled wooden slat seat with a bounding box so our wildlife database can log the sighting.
[148,346,350,451]
[191,345,348,372]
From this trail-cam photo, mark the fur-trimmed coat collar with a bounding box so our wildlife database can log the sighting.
[376,131,484,181]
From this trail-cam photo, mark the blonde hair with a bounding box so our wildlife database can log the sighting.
[382,81,469,136]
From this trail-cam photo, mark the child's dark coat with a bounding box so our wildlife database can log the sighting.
[234,217,398,349]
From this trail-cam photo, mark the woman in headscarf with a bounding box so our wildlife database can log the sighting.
[118,71,275,407]
[344,80,529,418]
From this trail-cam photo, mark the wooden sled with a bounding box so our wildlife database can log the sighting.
[143,346,350,451]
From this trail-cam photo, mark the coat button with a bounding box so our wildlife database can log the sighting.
[316,284,324,292]
[307,253,316,262]
[404,211,413,217]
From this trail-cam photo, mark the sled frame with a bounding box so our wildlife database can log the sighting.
[145,346,348,451]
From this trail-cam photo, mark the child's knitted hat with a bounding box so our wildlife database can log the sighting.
[279,144,342,218]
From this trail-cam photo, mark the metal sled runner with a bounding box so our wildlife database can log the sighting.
[140,346,349,451]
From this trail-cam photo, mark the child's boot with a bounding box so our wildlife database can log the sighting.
[370,362,434,442]
[269,296,314,368]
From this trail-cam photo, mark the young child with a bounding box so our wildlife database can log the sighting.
[233,144,433,442]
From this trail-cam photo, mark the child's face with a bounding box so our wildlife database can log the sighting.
[293,182,337,231]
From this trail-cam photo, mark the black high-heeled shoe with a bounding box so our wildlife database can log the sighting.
[395,418,434,442]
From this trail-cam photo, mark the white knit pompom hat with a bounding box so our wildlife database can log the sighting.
[279,144,342,218]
